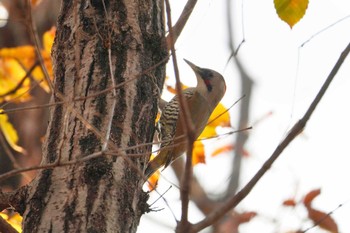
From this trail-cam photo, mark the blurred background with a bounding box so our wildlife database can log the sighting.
[0,0,59,189]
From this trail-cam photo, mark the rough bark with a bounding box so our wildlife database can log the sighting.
[21,0,166,232]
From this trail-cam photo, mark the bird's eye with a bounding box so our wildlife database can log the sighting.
[199,69,213,79]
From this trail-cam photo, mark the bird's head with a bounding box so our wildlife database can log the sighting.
[184,59,226,110]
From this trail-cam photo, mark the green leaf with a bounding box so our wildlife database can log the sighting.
[274,0,309,28]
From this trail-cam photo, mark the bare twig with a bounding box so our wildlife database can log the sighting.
[172,158,216,215]
[0,124,249,185]
[0,132,31,182]
[165,0,195,231]
[165,0,198,49]
[100,0,117,151]
[300,14,350,48]
[25,0,54,92]
[190,41,350,233]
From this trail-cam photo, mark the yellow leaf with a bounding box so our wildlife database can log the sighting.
[0,28,55,94]
[199,125,217,139]
[0,212,22,232]
[196,103,230,140]
[274,0,309,28]
[207,103,231,128]
[0,111,24,153]
[0,58,31,102]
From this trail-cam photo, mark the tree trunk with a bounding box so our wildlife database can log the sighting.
[21,0,166,232]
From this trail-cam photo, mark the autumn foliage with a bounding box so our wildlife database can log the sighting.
[282,189,338,233]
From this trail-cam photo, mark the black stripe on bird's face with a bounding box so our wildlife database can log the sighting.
[198,68,213,92]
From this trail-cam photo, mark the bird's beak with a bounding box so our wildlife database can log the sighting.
[184,59,201,73]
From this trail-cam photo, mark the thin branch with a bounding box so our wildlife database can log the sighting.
[0,125,249,185]
[165,0,198,49]
[164,0,195,231]
[100,0,117,151]
[190,40,350,233]
[300,14,350,48]
[172,158,217,215]
[0,132,31,182]
[25,0,54,92]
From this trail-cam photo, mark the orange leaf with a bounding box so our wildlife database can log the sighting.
[147,154,160,191]
[166,83,188,94]
[147,171,159,191]
[192,141,205,165]
[166,85,177,95]
[211,144,250,157]
[155,112,161,123]
[31,0,42,6]
[211,145,234,157]
[237,211,257,224]
[43,27,56,54]
[282,198,297,207]
[303,188,321,207]
[307,206,338,233]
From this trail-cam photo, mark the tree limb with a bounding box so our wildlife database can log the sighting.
[164,0,195,231]
[165,0,198,49]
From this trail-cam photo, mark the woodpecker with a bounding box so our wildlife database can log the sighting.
[145,59,226,178]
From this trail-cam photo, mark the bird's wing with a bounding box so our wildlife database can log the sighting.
[158,88,195,166]
[159,88,195,143]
